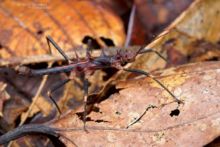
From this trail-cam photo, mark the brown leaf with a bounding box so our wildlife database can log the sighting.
[0,82,9,117]
[51,61,220,146]
[58,80,83,113]
[0,0,125,59]
[135,0,193,27]
[133,0,193,42]
[20,95,52,120]
[187,39,220,62]
[1,0,220,146]
[128,0,220,73]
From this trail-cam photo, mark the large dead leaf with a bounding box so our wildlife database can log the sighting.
[0,0,125,60]
[1,61,219,146]
[48,61,220,146]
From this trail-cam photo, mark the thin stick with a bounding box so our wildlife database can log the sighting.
[126,105,156,128]
[124,4,136,47]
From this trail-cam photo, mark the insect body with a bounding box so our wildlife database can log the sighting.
[18,47,142,76]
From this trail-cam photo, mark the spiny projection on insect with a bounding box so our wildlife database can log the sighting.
[17,35,183,131]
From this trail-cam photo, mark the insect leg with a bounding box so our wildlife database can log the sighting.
[18,64,76,76]
[82,78,89,132]
[123,68,183,104]
[46,36,71,63]
[85,38,93,60]
[47,79,71,115]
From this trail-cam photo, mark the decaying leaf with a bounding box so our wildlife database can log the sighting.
[51,61,220,147]
[128,0,220,73]
[187,40,220,62]
[0,0,125,60]
[134,0,193,38]
[22,95,52,118]
[57,80,83,113]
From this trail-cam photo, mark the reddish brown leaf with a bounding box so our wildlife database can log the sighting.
[51,61,220,146]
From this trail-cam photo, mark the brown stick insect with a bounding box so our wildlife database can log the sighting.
[17,5,183,132]
[17,35,183,131]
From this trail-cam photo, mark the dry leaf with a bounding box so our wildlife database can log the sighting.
[128,0,220,72]
[0,0,125,59]
[20,95,52,120]
[133,0,193,43]
[0,82,9,117]
[1,0,220,146]
[51,61,220,147]
[58,80,83,113]
[1,61,220,146]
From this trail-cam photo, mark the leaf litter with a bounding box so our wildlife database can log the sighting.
[0,0,220,146]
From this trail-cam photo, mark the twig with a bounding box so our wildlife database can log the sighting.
[126,104,157,128]
[125,4,136,47]
[0,47,141,67]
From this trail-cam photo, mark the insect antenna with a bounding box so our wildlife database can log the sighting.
[85,38,93,60]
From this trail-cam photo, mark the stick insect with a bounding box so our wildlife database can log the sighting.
[18,35,183,131]
[17,5,183,131]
